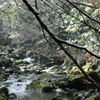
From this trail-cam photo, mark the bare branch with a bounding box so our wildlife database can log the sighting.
[72,2,98,9]
[22,0,100,90]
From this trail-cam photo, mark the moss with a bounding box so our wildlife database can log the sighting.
[13,60,23,65]
[89,71,100,83]
[37,72,55,81]
[85,94,100,100]
[26,80,50,91]
[51,95,61,100]
[27,80,41,88]
[18,78,26,82]
[0,94,7,100]
[0,87,9,97]
[67,89,77,96]
[0,77,4,82]
[85,6,93,13]
[68,74,84,90]
[55,80,68,89]
[0,59,12,68]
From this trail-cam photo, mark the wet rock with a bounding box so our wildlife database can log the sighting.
[0,59,13,69]
[0,94,7,100]
[37,72,56,81]
[74,91,85,100]
[89,71,100,83]
[0,77,4,82]
[26,76,57,92]
[54,80,68,89]
[26,80,50,91]
[9,93,17,99]
[42,86,55,93]
[67,74,85,90]
[66,89,77,96]
[0,87,9,97]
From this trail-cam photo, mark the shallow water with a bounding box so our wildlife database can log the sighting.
[0,73,73,100]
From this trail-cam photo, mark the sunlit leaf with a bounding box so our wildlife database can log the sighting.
[98,6,100,9]
[85,53,91,60]
[61,54,66,57]
[82,74,85,77]
[4,26,6,28]
[51,40,55,43]
[16,3,19,6]
[23,34,27,36]
[43,14,46,17]
[15,28,18,31]
[33,37,38,40]
[91,3,95,6]
[86,54,91,57]
[10,4,14,6]
[70,49,74,52]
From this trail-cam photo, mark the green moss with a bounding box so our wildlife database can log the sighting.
[51,95,61,100]
[34,83,46,90]
[0,87,9,97]
[37,72,55,80]
[0,59,12,68]
[67,89,77,96]
[26,80,50,91]
[0,93,8,100]
[85,95,100,100]
[13,60,23,65]
[0,77,4,82]
[18,78,26,82]
[27,80,41,88]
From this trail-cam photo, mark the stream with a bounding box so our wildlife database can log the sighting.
[0,57,74,100]
[0,73,73,100]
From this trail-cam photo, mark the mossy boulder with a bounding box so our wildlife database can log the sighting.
[54,80,68,89]
[9,93,17,99]
[89,71,100,83]
[83,71,100,89]
[26,80,52,91]
[0,87,9,97]
[0,77,4,82]
[0,94,7,100]
[74,91,85,100]
[67,74,84,90]
[0,59,13,68]
[15,50,26,59]
[85,94,100,100]
[67,89,77,96]
[42,86,55,93]
[37,72,56,81]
